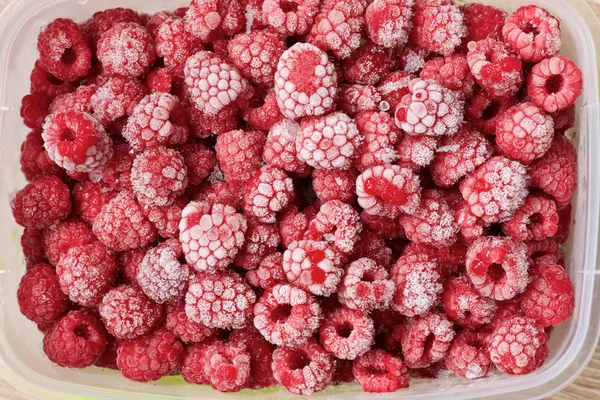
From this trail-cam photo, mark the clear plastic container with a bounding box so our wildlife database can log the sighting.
[0,0,599,398]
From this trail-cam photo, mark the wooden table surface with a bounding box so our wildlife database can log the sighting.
[1,0,600,398]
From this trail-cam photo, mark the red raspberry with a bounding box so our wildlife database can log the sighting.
[338,84,381,117]
[348,231,393,268]
[401,312,455,368]
[118,248,146,285]
[88,143,135,191]
[332,359,355,385]
[142,196,187,239]
[43,310,107,368]
[262,0,320,36]
[99,284,163,340]
[377,70,412,111]
[234,220,280,270]
[488,316,549,374]
[502,196,559,242]
[555,204,572,244]
[466,236,529,301]
[95,334,121,370]
[18,264,70,323]
[395,134,437,170]
[21,229,46,267]
[48,85,97,115]
[216,129,265,184]
[319,307,375,360]
[274,43,338,120]
[338,258,393,312]
[90,77,147,125]
[11,175,71,229]
[246,253,286,289]
[156,18,203,77]
[356,164,421,218]
[465,92,516,135]
[551,105,576,134]
[354,110,400,171]
[502,5,561,63]
[93,190,158,251]
[37,19,92,82]
[353,350,409,392]
[185,103,239,138]
[228,29,286,85]
[283,240,343,296]
[242,166,294,223]
[400,46,434,76]
[146,11,174,36]
[91,8,147,41]
[56,242,118,306]
[145,67,174,94]
[117,328,183,382]
[186,271,256,329]
[263,119,310,176]
[411,0,466,56]
[179,201,247,272]
[365,0,413,49]
[72,181,117,225]
[443,275,497,329]
[20,130,64,181]
[97,22,156,78]
[192,181,244,209]
[341,41,397,86]
[180,143,217,186]
[527,238,563,266]
[461,4,506,47]
[312,169,357,204]
[308,0,365,59]
[42,111,113,173]
[202,341,251,392]
[20,92,51,130]
[180,340,213,384]
[241,88,285,132]
[466,39,523,99]
[43,219,96,266]
[528,55,583,114]
[305,200,361,254]
[30,60,74,99]
[445,330,492,379]
[184,0,244,42]
[229,327,277,389]
[164,302,215,343]
[520,264,574,327]
[420,54,476,100]
[459,156,529,224]
[403,241,467,277]
[278,206,309,247]
[272,338,334,394]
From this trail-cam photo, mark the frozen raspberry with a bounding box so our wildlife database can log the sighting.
[88,143,135,191]
[272,338,334,394]
[30,60,74,99]
[502,5,560,63]
[242,166,294,223]
[488,316,549,374]
[443,275,496,329]
[90,77,147,125]
[20,130,64,181]
[461,4,506,47]
[186,271,256,329]
[356,164,421,218]
[342,42,397,86]
[411,0,466,56]
[445,330,492,379]
[420,54,476,100]
[349,231,393,267]
[401,312,455,368]
[246,253,286,289]
[319,307,375,360]
[95,334,120,370]
[353,350,409,392]
[338,257,394,312]
[97,22,156,78]
[338,84,381,117]
[283,240,343,296]
[91,8,147,41]
[56,242,118,306]
[192,181,244,209]
[202,341,251,392]
[146,11,174,36]
[42,111,113,173]
[305,200,362,254]
[21,229,46,267]
[240,0,266,31]
[180,340,213,384]
[234,220,280,270]
[72,181,116,225]
[274,43,338,120]
[312,169,357,204]
[141,196,186,239]
[156,18,203,77]
[117,328,183,382]
[216,129,265,184]
[11,175,71,229]
[18,264,70,323]
[145,67,174,94]
[466,236,529,301]
[395,134,437,170]
[230,327,277,389]
[527,238,563,266]
[555,204,572,244]
[502,196,559,242]
[99,285,163,340]
[262,0,320,36]
[377,70,412,111]
[48,85,97,115]
[21,92,51,130]
[185,103,239,138]
[241,88,285,132]
[227,29,286,85]
[118,248,146,285]
[164,302,215,343]
[43,310,107,368]
[354,111,400,171]
[403,241,467,277]
[43,219,96,266]
[401,44,435,73]
[459,156,529,224]
[263,119,309,175]
[465,93,516,136]
[179,143,217,187]
[365,0,413,49]
[277,206,309,247]
[466,39,523,99]
[551,105,576,134]
[528,55,583,114]
[37,19,92,82]
[184,0,243,42]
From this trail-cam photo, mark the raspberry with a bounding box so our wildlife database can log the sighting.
[308,0,366,59]
[395,134,438,170]
[274,43,338,120]
[502,5,561,63]
[403,241,467,277]
[202,341,251,392]
[246,252,287,289]
[390,253,442,316]
[11,175,71,229]
[466,236,529,301]
[117,328,183,382]
[21,229,46,267]
[283,240,343,296]
[529,135,577,207]
[21,91,51,130]
[377,70,412,110]
[184,51,250,116]
[42,310,107,368]
[179,143,216,187]
[338,258,393,312]
[242,166,294,223]
[72,181,117,225]
[420,54,476,100]
[230,327,277,389]
[184,0,243,42]
[91,8,147,41]
[401,312,455,368]
[551,105,576,134]
[185,103,239,138]
[365,0,413,49]
[348,231,393,268]
[180,340,213,384]
[241,89,285,132]
[118,248,146,285]
[520,264,574,327]
[465,92,516,135]
[527,55,583,114]
[278,206,309,247]
[99,284,163,340]
[555,204,572,244]
[263,119,310,175]
[95,334,120,370]
[488,316,549,374]
[88,143,135,191]
[30,60,74,99]
[179,201,247,272]
[399,46,433,75]
[234,220,280,270]
[461,4,507,46]
[43,219,97,266]
[353,350,410,392]
[90,81,145,127]
[146,11,174,36]
[296,112,361,170]
[97,22,156,78]
[466,39,523,99]
[37,19,92,82]
[130,147,188,209]
[228,29,286,85]
[356,164,421,218]
[20,130,64,181]
[156,18,203,77]
[262,0,320,36]
[342,41,397,86]
[459,156,529,224]
[502,196,559,242]
[354,111,400,171]
[442,276,497,329]
[193,181,244,209]
[216,129,265,184]
[319,307,375,360]
[338,84,381,117]
[272,338,334,395]
[185,271,256,329]
[42,111,113,173]
[411,0,466,56]
[18,264,70,323]
[145,67,174,93]
[92,190,158,251]
[141,196,187,239]
[304,200,361,254]
[164,302,215,343]
[445,330,492,379]
[312,169,356,204]
[527,238,563,266]
[48,85,97,116]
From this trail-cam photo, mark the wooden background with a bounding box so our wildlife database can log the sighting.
[0,0,599,398]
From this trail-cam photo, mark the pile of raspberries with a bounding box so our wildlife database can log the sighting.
[13,0,581,394]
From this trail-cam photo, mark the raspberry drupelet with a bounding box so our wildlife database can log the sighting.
[242,165,294,223]
[42,219,97,266]
[97,22,156,78]
[527,55,583,114]
[156,18,203,77]
[72,181,117,225]
[228,29,286,85]
[401,312,455,369]
[202,341,251,392]
[338,258,394,312]
[442,275,497,328]
[365,0,414,49]
[319,307,375,360]
[215,129,265,184]
[234,219,281,270]
[341,41,397,86]
[305,200,362,255]
[262,0,320,36]
[353,350,410,392]
[164,302,216,343]
[411,0,466,56]
[420,54,476,100]
[230,327,278,389]
[354,110,400,171]
[263,119,310,175]
[445,330,492,379]
[246,252,287,289]
[90,77,147,125]
[17,264,70,324]
[502,196,559,241]
[338,84,381,117]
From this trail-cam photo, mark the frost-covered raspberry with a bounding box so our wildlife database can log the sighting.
[319,307,375,360]
[185,271,256,329]
[365,0,413,49]
[43,219,96,266]
[502,196,559,242]
[184,0,243,42]
[18,264,70,323]
[461,3,507,46]
[420,54,476,100]
[411,0,466,56]
[21,229,46,268]
[342,41,397,86]
[228,29,286,85]
[145,67,174,94]
[118,248,145,284]
[377,70,412,110]
[395,134,438,170]
[192,181,244,210]
[445,330,492,379]
[30,60,75,99]
[354,110,400,171]
[277,206,309,247]
[99,284,163,340]
[181,142,217,186]
[263,119,309,175]
[246,252,287,289]
[262,0,320,36]
[180,340,213,384]
[164,302,215,343]
[465,93,516,136]
[242,166,294,223]
[460,156,529,224]
[234,219,280,270]
[353,350,410,392]
[241,88,285,132]
[72,181,117,225]
[216,129,265,184]
[274,43,338,120]
[338,258,394,312]
[21,91,51,130]
[201,341,251,392]
[19,130,64,182]
[48,85,96,115]
[349,231,393,268]
[90,77,147,125]
[156,18,203,76]
[311,169,356,204]
[403,241,467,277]
[527,55,583,114]
[89,8,147,41]
[442,275,496,328]
[229,327,278,389]
[179,201,247,272]
[338,84,381,117]
[11,175,71,229]
[97,22,156,78]
[502,5,561,63]
[88,143,134,191]
[394,79,463,137]
[305,200,362,254]
[185,103,239,138]
[401,312,455,368]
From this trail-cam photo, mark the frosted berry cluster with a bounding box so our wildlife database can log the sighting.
[13,0,581,394]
